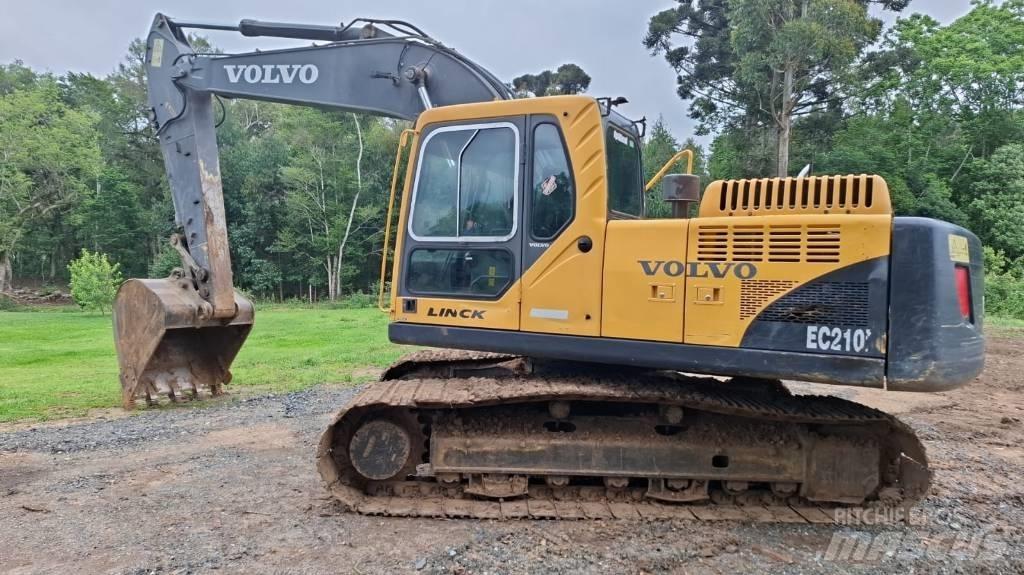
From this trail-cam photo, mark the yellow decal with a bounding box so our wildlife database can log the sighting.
[948,234,970,263]
[151,38,164,68]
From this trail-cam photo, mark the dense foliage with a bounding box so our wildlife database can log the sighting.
[0,45,404,302]
[648,0,1024,316]
[1,2,1021,318]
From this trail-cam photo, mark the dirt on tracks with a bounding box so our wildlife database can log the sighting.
[2,337,1024,574]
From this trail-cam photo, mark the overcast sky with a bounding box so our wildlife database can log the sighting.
[1,0,974,144]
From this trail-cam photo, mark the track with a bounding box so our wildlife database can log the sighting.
[317,351,931,523]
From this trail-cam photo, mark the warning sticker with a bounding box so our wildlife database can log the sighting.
[151,38,164,68]
[540,175,558,196]
[949,234,970,263]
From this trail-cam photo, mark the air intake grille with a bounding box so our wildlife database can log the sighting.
[696,224,841,263]
[758,281,870,326]
[719,176,875,212]
[698,175,892,217]
[740,280,799,320]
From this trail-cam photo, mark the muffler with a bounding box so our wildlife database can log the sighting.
[113,274,254,409]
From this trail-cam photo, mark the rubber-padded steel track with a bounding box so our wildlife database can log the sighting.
[317,351,930,522]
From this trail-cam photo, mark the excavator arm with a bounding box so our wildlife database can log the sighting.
[114,13,510,406]
[146,13,509,317]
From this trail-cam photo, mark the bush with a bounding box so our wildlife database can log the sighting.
[338,291,377,309]
[983,246,1024,320]
[0,293,19,311]
[68,249,123,314]
[148,245,181,278]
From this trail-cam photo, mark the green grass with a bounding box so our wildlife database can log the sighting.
[986,315,1024,336]
[3,306,1022,423]
[0,307,406,423]
[986,316,1024,329]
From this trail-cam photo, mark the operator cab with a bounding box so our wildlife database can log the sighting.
[396,95,645,298]
[392,94,647,335]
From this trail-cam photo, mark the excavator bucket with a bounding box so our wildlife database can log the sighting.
[113,276,254,409]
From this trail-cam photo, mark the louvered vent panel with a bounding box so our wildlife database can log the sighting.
[806,225,841,263]
[696,225,729,262]
[702,175,891,217]
[695,224,842,263]
[731,226,764,262]
[759,282,870,326]
[740,280,799,319]
[768,226,801,263]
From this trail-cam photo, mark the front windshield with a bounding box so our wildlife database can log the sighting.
[605,127,643,217]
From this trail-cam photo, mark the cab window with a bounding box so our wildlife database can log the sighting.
[605,127,643,217]
[406,248,513,297]
[410,123,519,240]
[530,123,574,239]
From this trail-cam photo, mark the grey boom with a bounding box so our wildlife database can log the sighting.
[145,13,510,317]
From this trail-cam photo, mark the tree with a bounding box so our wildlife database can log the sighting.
[860,3,1024,160]
[969,144,1024,260]
[645,0,907,176]
[336,113,364,297]
[68,249,123,313]
[0,77,101,292]
[512,63,592,97]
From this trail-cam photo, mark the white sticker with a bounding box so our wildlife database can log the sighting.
[529,308,569,320]
[540,175,558,196]
[151,38,164,68]
[806,326,872,354]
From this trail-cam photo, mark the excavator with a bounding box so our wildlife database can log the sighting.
[113,13,986,521]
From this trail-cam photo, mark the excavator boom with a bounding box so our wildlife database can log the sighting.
[114,13,510,406]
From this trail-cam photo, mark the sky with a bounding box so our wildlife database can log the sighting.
[1,0,975,145]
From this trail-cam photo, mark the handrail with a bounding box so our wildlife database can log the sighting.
[379,129,416,312]
[644,148,694,192]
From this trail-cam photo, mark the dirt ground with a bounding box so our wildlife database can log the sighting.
[2,338,1024,574]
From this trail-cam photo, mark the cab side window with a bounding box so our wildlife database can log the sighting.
[605,127,643,217]
[530,123,574,239]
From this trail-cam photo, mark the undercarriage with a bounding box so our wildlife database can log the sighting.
[316,350,931,522]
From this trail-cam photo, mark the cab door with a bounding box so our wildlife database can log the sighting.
[393,117,524,330]
[518,103,609,336]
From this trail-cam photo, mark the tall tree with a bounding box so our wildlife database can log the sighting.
[969,144,1024,259]
[645,0,907,176]
[512,63,592,97]
[0,77,101,291]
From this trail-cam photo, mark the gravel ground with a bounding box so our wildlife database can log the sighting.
[3,338,1024,574]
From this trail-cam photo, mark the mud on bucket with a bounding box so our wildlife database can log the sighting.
[113,277,254,409]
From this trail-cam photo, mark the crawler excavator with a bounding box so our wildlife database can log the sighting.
[113,13,986,521]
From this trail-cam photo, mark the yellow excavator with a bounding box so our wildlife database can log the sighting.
[114,14,985,520]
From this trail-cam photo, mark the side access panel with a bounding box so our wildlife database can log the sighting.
[683,214,891,354]
[601,219,689,342]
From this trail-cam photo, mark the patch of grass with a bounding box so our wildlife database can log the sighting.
[0,308,406,422]
[986,315,1024,335]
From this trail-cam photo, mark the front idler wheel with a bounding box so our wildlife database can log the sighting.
[348,419,414,481]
